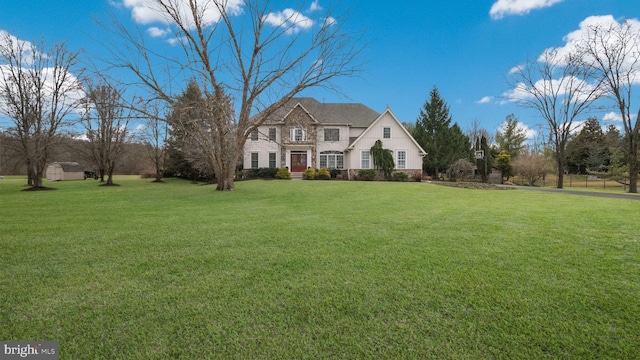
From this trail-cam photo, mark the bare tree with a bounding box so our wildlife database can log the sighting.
[507,49,602,188]
[108,0,362,190]
[139,102,167,183]
[0,32,83,189]
[513,149,554,186]
[579,20,640,193]
[78,82,131,185]
[466,118,493,147]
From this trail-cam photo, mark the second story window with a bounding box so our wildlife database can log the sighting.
[291,127,307,141]
[324,128,339,142]
[268,127,276,141]
[383,127,391,139]
[250,129,259,141]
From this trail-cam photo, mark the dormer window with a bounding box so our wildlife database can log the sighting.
[291,127,307,141]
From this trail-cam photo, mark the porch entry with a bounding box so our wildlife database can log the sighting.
[290,151,307,172]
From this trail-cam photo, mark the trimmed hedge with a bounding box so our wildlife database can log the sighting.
[247,168,278,179]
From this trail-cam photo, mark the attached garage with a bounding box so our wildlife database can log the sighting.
[46,162,85,181]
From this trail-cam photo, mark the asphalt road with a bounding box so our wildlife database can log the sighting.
[507,185,640,201]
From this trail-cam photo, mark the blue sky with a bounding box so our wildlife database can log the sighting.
[1,0,639,138]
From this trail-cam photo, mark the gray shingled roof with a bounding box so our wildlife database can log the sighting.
[57,162,84,172]
[265,98,380,128]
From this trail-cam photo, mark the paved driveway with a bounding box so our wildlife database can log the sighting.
[507,185,640,201]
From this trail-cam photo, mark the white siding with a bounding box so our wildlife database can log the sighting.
[243,125,280,169]
[317,125,350,153]
[345,111,424,170]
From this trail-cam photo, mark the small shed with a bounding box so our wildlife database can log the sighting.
[46,162,85,181]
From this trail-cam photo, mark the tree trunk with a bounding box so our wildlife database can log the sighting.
[556,148,565,189]
[628,139,638,193]
[32,171,43,188]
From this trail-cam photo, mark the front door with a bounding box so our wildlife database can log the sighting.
[290,152,307,172]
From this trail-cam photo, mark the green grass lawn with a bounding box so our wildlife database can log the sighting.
[1,177,639,359]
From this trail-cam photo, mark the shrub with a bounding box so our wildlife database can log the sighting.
[357,169,376,181]
[140,171,157,179]
[391,172,409,182]
[247,167,278,179]
[275,167,291,179]
[329,168,342,179]
[303,168,316,180]
[316,167,331,180]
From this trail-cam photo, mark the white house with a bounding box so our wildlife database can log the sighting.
[243,98,426,179]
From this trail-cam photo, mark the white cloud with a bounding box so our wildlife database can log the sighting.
[119,0,244,29]
[0,31,85,117]
[263,8,314,34]
[477,96,493,104]
[0,30,42,66]
[324,16,337,27]
[0,64,85,118]
[133,123,146,133]
[509,65,523,75]
[497,119,537,139]
[544,15,640,79]
[503,74,600,105]
[308,0,322,13]
[147,26,170,38]
[490,0,564,20]
[603,112,622,122]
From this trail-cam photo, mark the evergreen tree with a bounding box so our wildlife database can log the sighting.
[475,136,493,183]
[565,117,605,174]
[496,114,527,160]
[495,150,513,183]
[370,140,395,180]
[414,86,470,178]
[164,80,215,181]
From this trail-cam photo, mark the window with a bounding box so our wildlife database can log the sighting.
[361,150,370,169]
[397,150,407,169]
[268,128,276,141]
[324,128,339,142]
[250,129,259,141]
[251,153,259,169]
[269,152,277,168]
[291,127,307,141]
[383,127,391,139]
[319,151,344,169]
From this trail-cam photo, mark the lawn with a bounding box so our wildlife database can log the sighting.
[1,177,639,359]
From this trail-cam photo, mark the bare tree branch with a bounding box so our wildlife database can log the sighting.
[107,0,364,190]
[507,49,603,188]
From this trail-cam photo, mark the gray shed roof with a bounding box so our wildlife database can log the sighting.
[264,98,380,128]
[56,162,84,172]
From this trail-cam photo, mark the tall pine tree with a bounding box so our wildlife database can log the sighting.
[496,114,527,160]
[413,86,471,178]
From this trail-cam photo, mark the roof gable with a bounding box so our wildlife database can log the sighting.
[348,108,427,155]
[265,97,379,127]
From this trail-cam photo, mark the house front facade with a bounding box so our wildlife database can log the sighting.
[243,98,426,179]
